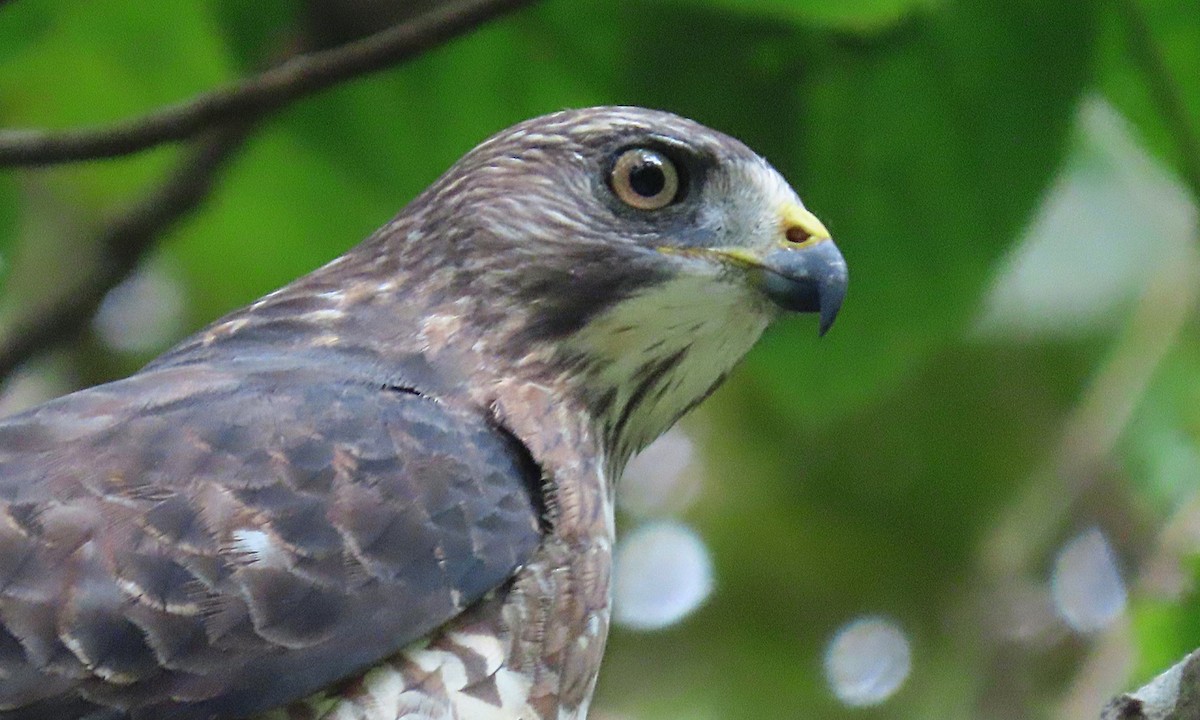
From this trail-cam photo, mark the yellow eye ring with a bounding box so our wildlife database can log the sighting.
[609,148,680,210]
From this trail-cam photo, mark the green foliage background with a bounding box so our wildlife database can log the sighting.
[1,0,1198,718]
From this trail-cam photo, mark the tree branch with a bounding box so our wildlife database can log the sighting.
[0,0,535,167]
[0,124,253,379]
[0,0,538,377]
[1102,649,1200,720]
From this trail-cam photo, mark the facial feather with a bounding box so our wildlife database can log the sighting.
[564,269,772,471]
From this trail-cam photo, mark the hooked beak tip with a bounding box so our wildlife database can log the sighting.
[758,239,848,336]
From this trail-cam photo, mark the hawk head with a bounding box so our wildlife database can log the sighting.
[405,107,847,462]
[204,107,847,470]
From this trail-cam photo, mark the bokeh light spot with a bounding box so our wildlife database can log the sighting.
[613,521,714,631]
[93,263,186,354]
[824,616,911,707]
[1051,527,1127,633]
[619,428,701,518]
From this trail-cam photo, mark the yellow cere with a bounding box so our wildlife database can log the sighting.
[779,203,831,247]
[655,202,830,269]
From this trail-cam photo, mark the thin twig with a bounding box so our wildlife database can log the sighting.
[1116,0,1200,204]
[0,0,536,375]
[0,0,535,167]
[0,124,253,378]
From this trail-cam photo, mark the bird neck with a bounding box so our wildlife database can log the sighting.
[546,273,773,475]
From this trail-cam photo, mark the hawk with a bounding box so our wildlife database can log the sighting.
[0,107,847,719]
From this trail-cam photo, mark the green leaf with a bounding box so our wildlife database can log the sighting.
[168,127,390,326]
[758,0,1097,420]
[1120,325,1200,510]
[209,0,295,71]
[0,0,233,208]
[662,0,941,32]
[1132,591,1200,684]
[0,176,16,293]
[281,3,614,198]
[0,0,54,65]
[1100,0,1200,192]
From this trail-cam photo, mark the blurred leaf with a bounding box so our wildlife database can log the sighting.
[0,0,54,65]
[1100,0,1200,187]
[0,0,242,337]
[210,0,295,70]
[601,341,1098,719]
[1132,587,1200,684]
[283,3,612,196]
[976,98,1197,341]
[1122,321,1200,684]
[0,0,233,208]
[664,0,940,32]
[168,127,389,325]
[616,6,809,160]
[0,176,16,292]
[752,0,1098,421]
[1121,325,1200,511]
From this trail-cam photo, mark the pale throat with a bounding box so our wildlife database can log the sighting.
[562,271,772,472]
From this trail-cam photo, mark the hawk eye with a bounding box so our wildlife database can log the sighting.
[610,148,680,210]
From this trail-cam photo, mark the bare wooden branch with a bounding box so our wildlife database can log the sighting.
[1102,649,1200,720]
[0,0,535,167]
[0,0,539,378]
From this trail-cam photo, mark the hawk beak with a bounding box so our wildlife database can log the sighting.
[756,238,848,336]
[658,205,847,335]
[750,203,847,335]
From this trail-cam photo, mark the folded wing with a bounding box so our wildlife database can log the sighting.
[0,357,543,719]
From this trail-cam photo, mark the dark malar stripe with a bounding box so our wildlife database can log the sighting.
[591,388,618,422]
[608,346,689,457]
[676,371,731,425]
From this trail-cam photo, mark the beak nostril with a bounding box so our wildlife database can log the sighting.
[785,226,812,245]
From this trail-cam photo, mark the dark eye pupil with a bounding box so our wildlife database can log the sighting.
[628,163,666,197]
